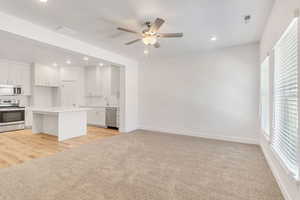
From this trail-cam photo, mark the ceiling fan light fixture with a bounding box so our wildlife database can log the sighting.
[210,36,217,41]
[142,36,157,45]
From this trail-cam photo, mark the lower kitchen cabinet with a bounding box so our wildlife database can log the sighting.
[87,108,106,127]
[25,108,33,127]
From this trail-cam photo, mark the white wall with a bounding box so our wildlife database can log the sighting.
[260,0,300,61]
[32,87,58,107]
[260,1,300,200]
[139,43,260,144]
[0,12,138,132]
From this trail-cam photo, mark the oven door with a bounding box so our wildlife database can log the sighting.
[0,109,25,126]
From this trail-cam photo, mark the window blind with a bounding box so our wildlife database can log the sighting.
[272,18,299,176]
[261,57,270,135]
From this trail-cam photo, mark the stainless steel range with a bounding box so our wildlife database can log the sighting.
[0,99,25,133]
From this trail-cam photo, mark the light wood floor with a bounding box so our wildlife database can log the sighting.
[0,126,119,169]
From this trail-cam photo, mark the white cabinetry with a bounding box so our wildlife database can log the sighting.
[0,60,32,95]
[87,108,106,126]
[20,67,32,96]
[25,107,33,127]
[101,66,120,98]
[61,67,78,81]
[110,66,120,97]
[0,61,9,85]
[34,64,60,87]
[85,66,102,97]
[85,65,120,98]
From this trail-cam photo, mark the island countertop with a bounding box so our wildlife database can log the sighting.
[31,107,91,114]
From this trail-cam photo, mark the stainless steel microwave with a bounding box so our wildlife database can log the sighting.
[0,85,22,96]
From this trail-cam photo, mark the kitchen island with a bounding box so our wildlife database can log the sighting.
[31,107,90,141]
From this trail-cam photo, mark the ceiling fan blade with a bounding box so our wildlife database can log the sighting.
[125,39,141,45]
[154,42,160,48]
[149,18,165,33]
[117,27,139,34]
[158,33,183,38]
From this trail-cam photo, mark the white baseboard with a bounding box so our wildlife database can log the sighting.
[260,139,296,200]
[139,126,258,145]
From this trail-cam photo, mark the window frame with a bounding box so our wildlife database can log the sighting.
[268,17,300,181]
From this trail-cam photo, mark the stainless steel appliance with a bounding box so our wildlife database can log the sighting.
[105,107,119,128]
[0,99,25,133]
[0,85,22,96]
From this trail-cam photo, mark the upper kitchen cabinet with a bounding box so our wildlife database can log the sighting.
[0,60,32,95]
[85,66,102,97]
[20,66,32,96]
[60,67,78,81]
[102,65,120,98]
[85,65,120,99]
[110,66,120,97]
[33,63,60,87]
[0,61,10,85]
[0,60,21,85]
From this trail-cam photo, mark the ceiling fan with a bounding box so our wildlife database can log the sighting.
[117,18,183,48]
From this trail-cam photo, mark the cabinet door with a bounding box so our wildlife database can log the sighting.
[49,65,59,87]
[97,110,106,126]
[61,81,78,107]
[34,64,46,86]
[44,65,52,86]
[85,67,96,96]
[87,110,97,125]
[25,108,32,127]
[95,67,102,96]
[21,67,32,95]
[101,66,111,98]
[110,66,120,97]
[0,61,9,84]
[8,65,22,85]
[61,67,78,81]
[34,64,59,87]
[87,109,106,126]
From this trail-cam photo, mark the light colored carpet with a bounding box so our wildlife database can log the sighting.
[0,130,283,200]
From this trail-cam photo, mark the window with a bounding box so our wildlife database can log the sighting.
[272,18,299,176]
[260,57,270,136]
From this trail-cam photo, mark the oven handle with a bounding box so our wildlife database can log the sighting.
[0,108,25,111]
[0,121,25,126]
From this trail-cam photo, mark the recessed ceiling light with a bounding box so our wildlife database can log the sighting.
[98,63,104,66]
[83,57,89,61]
[39,0,48,3]
[66,60,71,64]
[144,50,149,54]
[210,36,217,41]
[53,63,58,67]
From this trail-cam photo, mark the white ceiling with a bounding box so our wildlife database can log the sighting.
[0,30,111,68]
[0,0,274,60]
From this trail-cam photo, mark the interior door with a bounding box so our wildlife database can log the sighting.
[61,81,78,107]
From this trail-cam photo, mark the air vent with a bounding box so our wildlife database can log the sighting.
[243,15,251,24]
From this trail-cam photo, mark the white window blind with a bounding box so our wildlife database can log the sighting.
[261,57,270,135]
[272,18,299,176]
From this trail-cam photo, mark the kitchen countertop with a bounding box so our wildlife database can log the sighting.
[31,107,91,114]
[80,105,119,109]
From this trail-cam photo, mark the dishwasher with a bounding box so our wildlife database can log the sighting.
[105,107,118,129]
